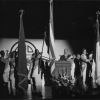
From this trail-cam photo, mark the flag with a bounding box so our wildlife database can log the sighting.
[49,0,56,74]
[96,11,100,85]
[49,0,56,58]
[44,0,56,74]
[17,10,28,93]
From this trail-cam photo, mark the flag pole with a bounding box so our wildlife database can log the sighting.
[19,9,24,18]
[41,32,46,58]
[96,11,100,39]
[41,31,47,99]
[50,0,54,34]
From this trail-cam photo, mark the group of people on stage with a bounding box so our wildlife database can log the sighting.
[0,49,52,98]
[0,48,97,98]
[0,50,18,98]
[58,48,96,92]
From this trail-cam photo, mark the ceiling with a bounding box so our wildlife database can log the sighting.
[0,0,99,40]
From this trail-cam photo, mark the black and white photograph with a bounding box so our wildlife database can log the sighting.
[0,0,100,100]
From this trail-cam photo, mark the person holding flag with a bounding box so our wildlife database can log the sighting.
[40,0,56,98]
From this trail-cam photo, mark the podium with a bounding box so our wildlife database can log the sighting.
[52,61,72,79]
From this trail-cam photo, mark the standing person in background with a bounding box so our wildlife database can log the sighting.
[9,51,16,96]
[0,51,5,83]
[90,52,96,88]
[86,52,93,90]
[74,54,81,86]
[0,50,8,98]
[31,49,42,94]
[70,54,76,85]
[14,51,18,97]
[81,49,89,91]
[29,53,36,94]
[3,50,10,97]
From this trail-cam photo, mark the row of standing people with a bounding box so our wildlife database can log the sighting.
[0,49,52,98]
[0,50,19,98]
[0,48,97,98]
[59,48,96,91]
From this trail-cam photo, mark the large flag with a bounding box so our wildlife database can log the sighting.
[49,0,56,58]
[44,0,56,74]
[18,10,28,93]
[49,0,56,73]
[96,11,100,85]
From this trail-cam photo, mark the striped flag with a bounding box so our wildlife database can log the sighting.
[96,11,100,85]
[17,10,28,94]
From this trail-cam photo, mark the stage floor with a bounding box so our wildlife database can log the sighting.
[26,85,100,100]
[1,85,100,100]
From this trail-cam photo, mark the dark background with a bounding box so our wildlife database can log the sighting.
[0,0,100,53]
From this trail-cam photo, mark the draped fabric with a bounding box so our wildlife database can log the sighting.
[96,12,100,85]
[44,0,56,75]
[17,10,28,94]
[49,0,57,74]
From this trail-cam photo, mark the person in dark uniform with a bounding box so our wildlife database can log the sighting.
[86,52,93,90]
[74,54,81,87]
[30,49,40,94]
[74,54,81,79]
[0,51,5,82]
